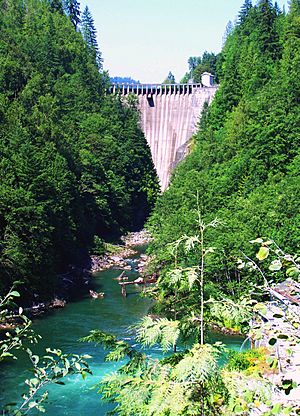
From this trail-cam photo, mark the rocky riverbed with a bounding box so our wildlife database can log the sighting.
[90,230,152,274]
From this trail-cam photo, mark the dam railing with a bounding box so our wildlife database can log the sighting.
[109,83,216,95]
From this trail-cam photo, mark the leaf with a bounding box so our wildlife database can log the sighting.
[184,236,200,252]
[75,362,81,371]
[187,269,198,289]
[237,261,245,269]
[269,260,282,271]
[266,356,278,369]
[250,238,264,244]
[1,352,14,357]
[271,403,282,414]
[9,291,20,297]
[31,355,39,365]
[253,303,267,315]
[29,378,39,386]
[286,267,300,278]
[168,269,183,285]
[256,246,269,261]
[277,334,289,340]
[268,338,277,346]
[273,313,284,318]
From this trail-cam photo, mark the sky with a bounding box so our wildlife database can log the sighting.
[81,0,289,83]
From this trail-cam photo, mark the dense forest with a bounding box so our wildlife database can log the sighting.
[148,0,300,298]
[0,0,159,299]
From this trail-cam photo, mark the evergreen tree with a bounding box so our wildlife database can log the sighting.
[274,1,281,15]
[257,0,280,59]
[64,0,81,29]
[49,0,64,13]
[188,56,200,71]
[222,20,234,45]
[81,6,102,70]
[238,0,252,23]
[162,71,176,84]
[186,51,220,83]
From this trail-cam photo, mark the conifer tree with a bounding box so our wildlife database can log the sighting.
[257,0,279,59]
[64,0,81,29]
[81,6,102,69]
[162,71,176,84]
[222,20,234,45]
[188,57,200,71]
[49,0,64,13]
[238,0,252,23]
[274,1,281,15]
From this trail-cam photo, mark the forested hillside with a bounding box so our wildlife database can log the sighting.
[0,0,159,298]
[148,0,300,296]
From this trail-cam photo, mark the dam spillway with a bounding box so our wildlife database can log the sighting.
[111,83,218,191]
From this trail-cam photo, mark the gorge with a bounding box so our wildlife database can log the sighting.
[0,0,299,415]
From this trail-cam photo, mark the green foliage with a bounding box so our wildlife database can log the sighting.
[222,371,276,415]
[80,6,102,69]
[91,236,105,256]
[135,316,180,353]
[85,329,227,416]
[0,0,159,298]
[225,348,268,372]
[0,283,40,362]
[80,330,134,361]
[3,347,91,415]
[183,51,221,83]
[4,348,91,415]
[147,1,300,300]
[64,0,81,29]
[207,296,254,332]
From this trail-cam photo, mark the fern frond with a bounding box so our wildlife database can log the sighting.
[135,316,180,353]
[172,344,219,383]
[167,268,184,285]
[208,297,252,328]
[184,235,201,252]
[186,267,199,289]
[81,330,135,363]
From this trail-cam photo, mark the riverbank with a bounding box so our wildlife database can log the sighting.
[18,231,152,318]
[90,230,152,273]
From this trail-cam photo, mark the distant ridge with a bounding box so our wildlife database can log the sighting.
[110,76,140,84]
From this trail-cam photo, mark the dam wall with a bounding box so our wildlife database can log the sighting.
[111,84,218,191]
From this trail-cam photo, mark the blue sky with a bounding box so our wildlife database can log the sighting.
[81,0,289,83]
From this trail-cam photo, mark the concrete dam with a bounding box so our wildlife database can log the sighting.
[111,83,218,191]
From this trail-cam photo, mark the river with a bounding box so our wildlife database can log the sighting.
[0,252,247,415]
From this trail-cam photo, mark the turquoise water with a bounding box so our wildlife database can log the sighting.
[0,260,247,415]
